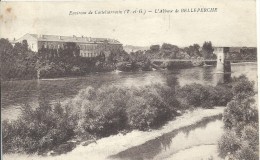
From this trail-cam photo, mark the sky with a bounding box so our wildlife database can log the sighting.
[0,0,257,47]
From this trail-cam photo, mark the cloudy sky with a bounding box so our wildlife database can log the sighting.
[0,0,257,47]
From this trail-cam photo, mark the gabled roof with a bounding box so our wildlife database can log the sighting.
[20,34,121,45]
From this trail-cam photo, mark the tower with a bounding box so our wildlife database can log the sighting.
[215,47,230,73]
[214,47,231,85]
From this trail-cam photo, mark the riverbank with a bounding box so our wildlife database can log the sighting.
[3,107,224,160]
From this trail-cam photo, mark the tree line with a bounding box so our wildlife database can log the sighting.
[0,38,257,80]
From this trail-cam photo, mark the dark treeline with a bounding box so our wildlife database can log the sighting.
[0,39,38,80]
[0,38,128,80]
[228,47,257,61]
[144,42,215,60]
[0,38,257,80]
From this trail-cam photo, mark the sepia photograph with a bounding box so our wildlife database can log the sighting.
[0,0,259,159]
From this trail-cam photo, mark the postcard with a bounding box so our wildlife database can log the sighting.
[0,0,258,159]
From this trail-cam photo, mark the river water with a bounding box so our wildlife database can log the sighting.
[1,63,257,120]
[109,115,223,160]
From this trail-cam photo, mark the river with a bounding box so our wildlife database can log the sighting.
[1,62,257,120]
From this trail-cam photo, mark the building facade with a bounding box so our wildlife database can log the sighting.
[14,33,123,58]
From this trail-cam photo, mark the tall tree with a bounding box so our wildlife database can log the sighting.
[202,41,214,59]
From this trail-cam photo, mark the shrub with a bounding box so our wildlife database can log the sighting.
[218,75,258,160]
[223,97,258,130]
[235,146,259,160]
[241,125,259,150]
[126,84,178,130]
[177,83,215,108]
[211,85,233,106]
[126,96,158,130]
[231,74,255,99]
[218,130,241,158]
[69,84,179,133]
[2,102,77,154]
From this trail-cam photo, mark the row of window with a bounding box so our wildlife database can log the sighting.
[39,42,120,50]
[80,52,102,57]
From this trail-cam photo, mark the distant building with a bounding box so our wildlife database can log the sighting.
[14,33,123,58]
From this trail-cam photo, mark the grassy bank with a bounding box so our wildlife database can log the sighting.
[3,75,247,155]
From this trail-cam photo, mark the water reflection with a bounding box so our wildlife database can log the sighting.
[214,73,231,85]
[109,115,222,160]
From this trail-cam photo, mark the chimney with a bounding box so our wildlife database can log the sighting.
[59,36,62,40]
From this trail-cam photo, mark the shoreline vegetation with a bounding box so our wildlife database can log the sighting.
[218,76,259,159]
[0,38,257,81]
[3,108,225,160]
[3,74,257,158]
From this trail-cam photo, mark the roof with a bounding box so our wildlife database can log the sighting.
[22,33,122,45]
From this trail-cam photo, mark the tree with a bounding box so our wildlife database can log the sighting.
[150,45,160,52]
[0,38,15,80]
[161,43,180,59]
[202,41,214,59]
[13,40,29,55]
[184,44,201,57]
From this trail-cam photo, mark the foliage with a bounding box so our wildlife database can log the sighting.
[218,76,259,159]
[0,38,38,80]
[150,45,160,52]
[202,41,214,59]
[231,75,255,99]
[211,85,233,106]
[229,47,257,62]
[184,44,201,57]
[69,83,179,134]
[176,83,232,108]
[2,102,77,154]
[218,130,241,157]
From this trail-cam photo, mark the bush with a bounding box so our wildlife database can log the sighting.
[126,84,178,130]
[218,130,241,158]
[2,102,77,154]
[241,125,259,150]
[218,75,258,160]
[223,97,258,130]
[230,74,255,98]
[69,84,179,133]
[236,146,259,160]
[211,85,233,106]
[177,84,215,108]
[126,96,158,130]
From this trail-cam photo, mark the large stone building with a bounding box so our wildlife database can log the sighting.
[14,33,123,58]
